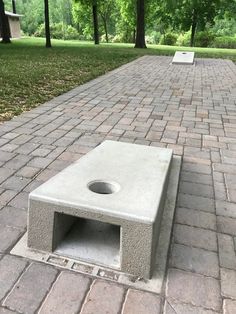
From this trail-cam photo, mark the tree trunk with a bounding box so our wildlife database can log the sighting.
[0,0,11,44]
[12,0,16,13]
[101,16,108,43]
[133,28,136,43]
[92,4,99,45]
[135,0,146,48]
[44,0,51,48]
[190,9,197,47]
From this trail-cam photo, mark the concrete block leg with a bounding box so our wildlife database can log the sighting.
[121,222,154,278]
[28,200,76,252]
[27,201,55,252]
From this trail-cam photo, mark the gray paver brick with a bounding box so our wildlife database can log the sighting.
[0,168,15,185]
[174,224,217,251]
[182,162,212,175]
[214,181,228,201]
[0,255,27,301]
[181,171,212,185]
[180,181,214,198]
[8,192,29,211]
[221,268,236,299]
[217,216,236,236]
[1,176,31,192]
[0,225,22,253]
[216,200,236,218]
[28,157,53,169]
[3,263,58,314]
[175,207,216,230]
[0,190,18,207]
[167,269,222,311]
[228,188,236,203]
[0,207,26,230]
[122,289,161,314]
[218,233,236,270]
[1,144,19,152]
[39,271,91,314]
[178,193,215,213]
[80,280,125,314]
[213,163,236,174]
[170,244,219,278]
[3,155,32,170]
[0,151,15,163]
[167,270,221,311]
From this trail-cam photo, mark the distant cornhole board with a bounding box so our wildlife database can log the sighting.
[172,51,195,65]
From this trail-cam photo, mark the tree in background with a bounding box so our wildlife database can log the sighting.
[171,0,224,46]
[92,0,99,44]
[72,2,93,39]
[116,0,136,43]
[0,0,11,43]
[12,0,16,13]
[98,0,113,43]
[44,0,51,47]
[74,0,99,44]
[135,0,146,48]
[2,0,235,47]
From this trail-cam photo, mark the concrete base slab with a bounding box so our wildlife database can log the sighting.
[172,51,195,65]
[11,156,181,294]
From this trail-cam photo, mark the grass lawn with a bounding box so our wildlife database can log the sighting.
[1,37,236,122]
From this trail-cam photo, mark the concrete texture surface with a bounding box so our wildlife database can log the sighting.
[0,56,236,313]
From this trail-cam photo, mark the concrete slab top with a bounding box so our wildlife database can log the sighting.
[172,51,195,65]
[30,140,173,223]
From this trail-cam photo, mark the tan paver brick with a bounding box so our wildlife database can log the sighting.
[164,299,219,314]
[223,299,236,314]
[39,271,91,314]
[3,263,58,314]
[81,280,125,314]
[122,289,162,314]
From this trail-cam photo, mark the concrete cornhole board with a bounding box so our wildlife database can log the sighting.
[12,140,181,293]
[27,140,173,279]
[172,51,195,64]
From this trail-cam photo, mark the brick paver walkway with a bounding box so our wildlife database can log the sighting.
[0,56,236,313]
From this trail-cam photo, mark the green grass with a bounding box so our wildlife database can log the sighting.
[0,37,236,121]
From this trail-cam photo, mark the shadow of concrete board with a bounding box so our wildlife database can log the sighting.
[172,51,195,65]
[26,140,179,279]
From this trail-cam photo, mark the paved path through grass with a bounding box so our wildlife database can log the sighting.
[0,56,236,313]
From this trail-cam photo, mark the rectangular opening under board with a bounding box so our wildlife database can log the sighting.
[54,214,121,269]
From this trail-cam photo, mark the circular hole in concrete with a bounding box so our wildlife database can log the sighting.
[88,181,120,195]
